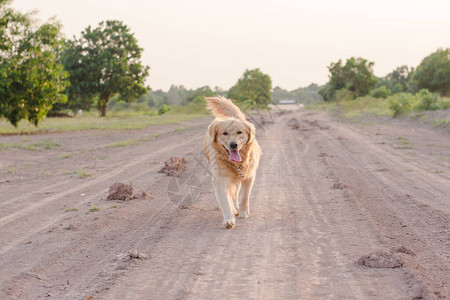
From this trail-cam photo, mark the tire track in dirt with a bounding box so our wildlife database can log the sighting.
[0,134,204,228]
[0,122,207,213]
[322,125,449,213]
[304,114,449,299]
[0,130,210,299]
[0,178,75,211]
[0,133,205,258]
[280,116,412,299]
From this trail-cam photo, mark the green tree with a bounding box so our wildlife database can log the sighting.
[186,86,215,103]
[369,86,391,98]
[228,68,272,108]
[0,1,69,126]
[62,20,149,116]
[414,48,450,96]
[320,57,377,101]
[377,65,415,94]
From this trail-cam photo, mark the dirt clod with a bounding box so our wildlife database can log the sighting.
[288,118,300,130]
[159,157,188,177]
[64,224,77,231]
[287,118,310,133]
[107,183,151,201]
[331,182,348,189]
[391,245,416,256]
[357,250,404,268]
[128,249,148,259]
[307,120,330,130]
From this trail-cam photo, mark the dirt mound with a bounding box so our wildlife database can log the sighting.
[107,183,151,201]
[287,118,300,130]
[391,245,416,256]
[331,182,348,189]
[307,120,330,130]
[357,250,404,268]
[287,118,310,132]
[159,157,188,177]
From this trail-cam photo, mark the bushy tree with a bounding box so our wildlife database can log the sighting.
[320,57,377,101]
[415,89,438,111]
[228,68,272,108]
[414,48,450,96]
[0,1,69,126]
[388,93,414,117]
[376,65,415,94]
[318,83,335,101]
[370,86,391,98]
[186,86,215,103]
[62,20,149,116]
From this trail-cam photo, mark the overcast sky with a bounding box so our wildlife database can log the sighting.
[11,0,450,91]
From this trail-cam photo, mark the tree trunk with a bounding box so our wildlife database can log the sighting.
[100,104,107,117]
[98,97,108,117]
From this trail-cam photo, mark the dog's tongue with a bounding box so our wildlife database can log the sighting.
[229,150,242,162]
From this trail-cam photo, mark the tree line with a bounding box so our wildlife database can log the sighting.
[0,0,276,126]
[318,49,450,102]
[137,68,275,112]
[1,0,448,127]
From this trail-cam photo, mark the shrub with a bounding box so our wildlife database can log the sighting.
[335,89,355,101]
[437,99,450,110]
[192,95,206,104]
[415,89,438,111]
[388,93,414,117]
[158,104,172,115]
[370,86,392,98]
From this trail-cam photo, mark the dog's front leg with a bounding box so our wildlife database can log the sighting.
[232,182,241,216]
[239,176,255,218]
[213,177,236,229]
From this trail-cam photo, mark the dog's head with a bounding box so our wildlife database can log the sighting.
[208,118,255,162]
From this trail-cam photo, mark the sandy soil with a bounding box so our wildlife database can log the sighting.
[0,109,448,299]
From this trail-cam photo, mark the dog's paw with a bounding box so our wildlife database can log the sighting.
[239,209,250,219]
[223,218,236,229]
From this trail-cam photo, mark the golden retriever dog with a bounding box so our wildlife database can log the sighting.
[204,96,261,229]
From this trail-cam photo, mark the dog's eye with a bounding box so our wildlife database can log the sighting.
[223,132,228,135]
[237,131,242,134]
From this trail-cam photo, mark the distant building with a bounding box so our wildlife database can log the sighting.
[279,99,296,104]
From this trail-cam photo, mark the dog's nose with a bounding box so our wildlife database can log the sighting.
[230,141,238,149]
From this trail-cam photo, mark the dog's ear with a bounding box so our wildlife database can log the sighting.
[208,121,219,142]
[246,122,255,144]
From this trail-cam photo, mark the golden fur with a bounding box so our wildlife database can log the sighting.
[204,96,261,229]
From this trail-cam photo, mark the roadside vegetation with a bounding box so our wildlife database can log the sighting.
[0,111,202,135]
[309,48,450,130]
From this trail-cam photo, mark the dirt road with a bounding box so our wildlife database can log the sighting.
[0,109,449,299]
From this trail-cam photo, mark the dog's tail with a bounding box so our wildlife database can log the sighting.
[205,96,246,120]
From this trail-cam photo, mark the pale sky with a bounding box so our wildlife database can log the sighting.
[12,0,450,91]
